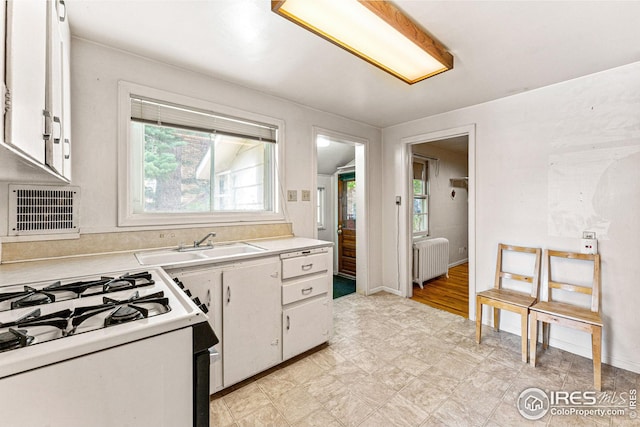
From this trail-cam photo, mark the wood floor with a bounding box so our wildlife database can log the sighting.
[411,262,469,318]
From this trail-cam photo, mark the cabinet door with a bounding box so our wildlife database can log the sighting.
[60,3,72,179]
[223,258,282,386]
[5,0,47,163]
[283,296,331,360]
[47,0,64,174]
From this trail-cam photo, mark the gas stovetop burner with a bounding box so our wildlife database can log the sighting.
[43,271,155,297]
[0,309,73,352]
[0,270,179,355]
[106,305,146,326]
[0,272,155,312]
[0,328,33,351]
[11,288,56,309]
[70,290,171,333]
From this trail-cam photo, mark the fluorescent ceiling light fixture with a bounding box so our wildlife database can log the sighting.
[271,0,453,84]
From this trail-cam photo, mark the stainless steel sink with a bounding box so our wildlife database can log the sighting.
[135,242,266,265]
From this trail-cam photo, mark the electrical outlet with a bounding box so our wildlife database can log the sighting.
[287,190,297,202]
[301,190,311,201]
[581,238,598,254]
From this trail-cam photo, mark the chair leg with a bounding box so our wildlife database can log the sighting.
[529,312,538,367]
[542,322,550,350]
[592,326,602,391]
[475,298,482,344]
[493,307,500,332]
[520,309,528,363]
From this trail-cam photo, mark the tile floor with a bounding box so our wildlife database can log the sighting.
[210,292,639,426]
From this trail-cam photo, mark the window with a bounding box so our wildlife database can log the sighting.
[118,83,284,226]
[317,187,326,229]
[413,158,429,236]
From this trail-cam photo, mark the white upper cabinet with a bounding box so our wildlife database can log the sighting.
[60,5,72,179]
[5,0,47,164]
[4,0,71,181]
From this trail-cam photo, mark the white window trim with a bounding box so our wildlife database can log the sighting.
[317,186,326,230]
[117,81,286,227]
[412,157,429,237]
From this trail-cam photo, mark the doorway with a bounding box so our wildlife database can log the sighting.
[409,136,469,317]
[314,129,367,298]
[401,124,476,320]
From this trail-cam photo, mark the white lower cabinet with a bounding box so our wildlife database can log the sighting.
[222,257,282,386]
[281,247,333,361]
[283,296,331,360]
[167,247,333,393]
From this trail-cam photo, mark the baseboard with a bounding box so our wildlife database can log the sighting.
[449,258,468,268]
[368,286,402,296]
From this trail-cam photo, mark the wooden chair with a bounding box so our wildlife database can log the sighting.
[529,250,602,390]
[476,244,542,363]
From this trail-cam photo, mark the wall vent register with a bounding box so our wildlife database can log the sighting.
[8,184,79,236]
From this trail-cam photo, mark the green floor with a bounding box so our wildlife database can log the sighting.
[333,275,356,299]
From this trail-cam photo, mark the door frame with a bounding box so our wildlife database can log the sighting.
[401,124,477,320]
[312,127,370,295]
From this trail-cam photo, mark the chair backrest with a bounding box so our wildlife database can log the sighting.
[545,250,601,313]
[494,244,542,298]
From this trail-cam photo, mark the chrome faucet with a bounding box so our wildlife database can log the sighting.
[194,232,217,248]
[178,232,216,251]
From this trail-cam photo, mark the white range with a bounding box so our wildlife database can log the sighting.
[0,266,216,427]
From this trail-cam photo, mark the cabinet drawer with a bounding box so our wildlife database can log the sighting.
[282,253,328,279]
[282,274,329,305]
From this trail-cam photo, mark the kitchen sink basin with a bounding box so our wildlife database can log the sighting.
[135,242,266,265]
[135,250,207,265]
[198,243,265,258]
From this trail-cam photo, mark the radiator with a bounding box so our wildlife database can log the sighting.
[413,237,449,288]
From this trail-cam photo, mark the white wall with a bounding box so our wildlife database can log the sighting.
[64,38,383,288]
[413,144,468,265]
[382,61,640,373]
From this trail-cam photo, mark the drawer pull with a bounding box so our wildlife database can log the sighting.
[301,287,313,294]
[286,315,290,330]
[301,263,313,270]
[226,286,231,303]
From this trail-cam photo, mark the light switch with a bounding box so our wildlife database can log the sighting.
[287,190,297,202]
[301,190,310,201]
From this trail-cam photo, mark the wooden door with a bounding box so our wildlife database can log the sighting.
[338,174,356,276]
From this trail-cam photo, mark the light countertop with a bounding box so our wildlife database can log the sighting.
[0,236,333,286]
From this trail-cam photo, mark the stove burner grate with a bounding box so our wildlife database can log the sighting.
[43,271,155,297]
[0,328,34,352]
[70,290,171,333]
[11,288,57,309]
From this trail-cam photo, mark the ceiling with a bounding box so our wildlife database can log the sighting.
[418,135,468,155]
[66,0,640,128]
[317,140,355,175]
